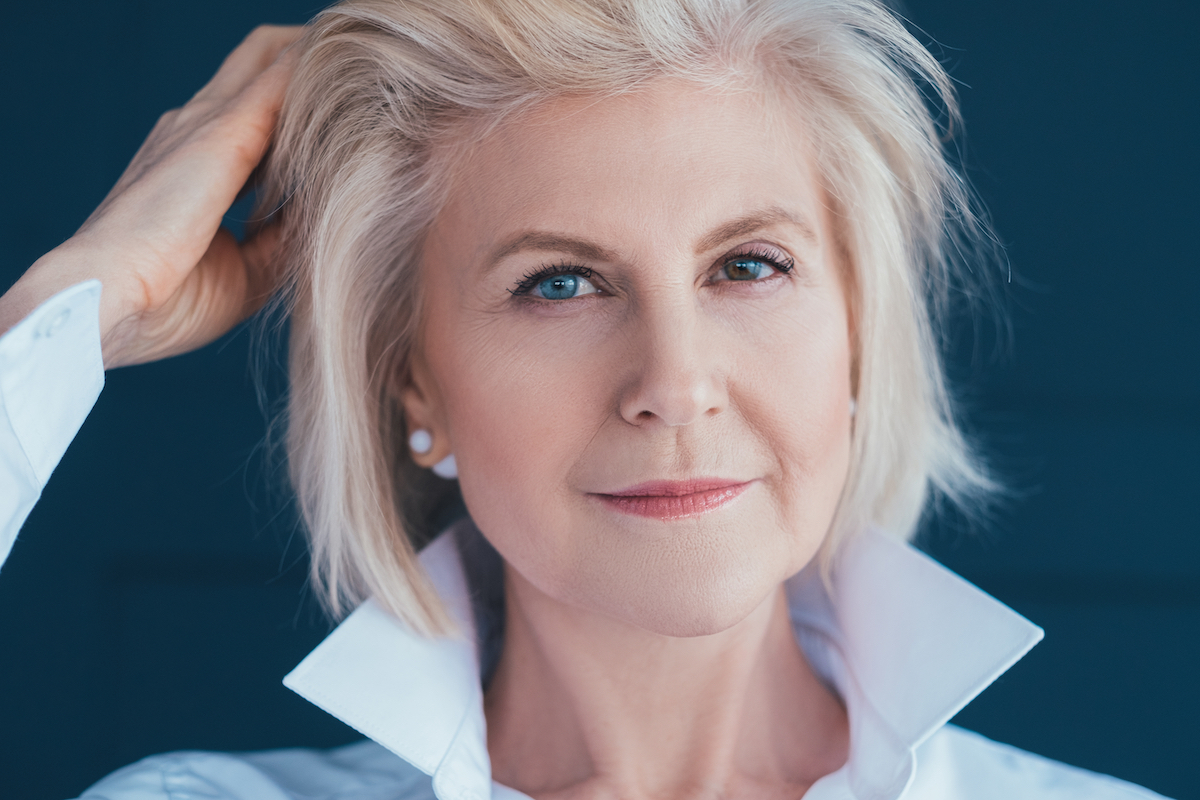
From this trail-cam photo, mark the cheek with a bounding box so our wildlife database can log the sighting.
[422,272,854,633]
[738,300,853,565]
[428,311,616,574]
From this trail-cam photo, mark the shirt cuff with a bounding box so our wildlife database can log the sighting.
[0,279,105,568]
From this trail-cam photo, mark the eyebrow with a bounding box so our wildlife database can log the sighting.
[695,206,817,254]
[487,233,618,271]
[484,206,817,273]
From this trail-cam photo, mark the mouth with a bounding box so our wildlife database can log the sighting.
[591,479,754,521]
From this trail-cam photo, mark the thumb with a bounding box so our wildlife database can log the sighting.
[238,219,286,317]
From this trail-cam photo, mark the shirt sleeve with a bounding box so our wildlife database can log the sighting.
[76,752,299,800]
[0,279,105,571]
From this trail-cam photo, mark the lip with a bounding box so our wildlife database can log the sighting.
[591,478,753,521]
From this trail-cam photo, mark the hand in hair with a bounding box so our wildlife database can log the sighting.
[0,24,303,369]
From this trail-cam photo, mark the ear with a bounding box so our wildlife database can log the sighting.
[398,351,452,467]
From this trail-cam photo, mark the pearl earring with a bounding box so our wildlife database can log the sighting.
[409,428,457,478]
[849,397,858,418]
[409,428,433,455]
[432,454,457,479]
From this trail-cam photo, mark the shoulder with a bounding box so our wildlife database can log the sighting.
[76,740,437,800]
[908,725,1171,800]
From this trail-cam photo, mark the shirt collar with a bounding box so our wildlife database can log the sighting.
[283,520,1042,800]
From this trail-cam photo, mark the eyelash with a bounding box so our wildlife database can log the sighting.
[508,246,795,297]
[719,245,795,280]
[509,263,596,297]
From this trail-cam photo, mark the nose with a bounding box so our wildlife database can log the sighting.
[618,299,728,427]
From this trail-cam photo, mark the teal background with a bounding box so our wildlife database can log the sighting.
[0,1,1196,797]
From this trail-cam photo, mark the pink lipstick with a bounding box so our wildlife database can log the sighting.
[593,479,752,521]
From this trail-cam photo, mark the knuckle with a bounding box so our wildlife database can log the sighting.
[181,97,218,119]
[196,111,265,166]
[177,94,233,130]
[247,23,282,44]
[245,23,299,49]
[206,103,245,131]
[149,109,183,137]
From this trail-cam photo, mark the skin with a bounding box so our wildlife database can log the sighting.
[0,25,301,365]
[0,28,853,800]
[403,80,853,798]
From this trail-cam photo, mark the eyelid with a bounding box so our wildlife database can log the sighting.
[534,273,600,299]
[710,242,796,281]
[508,242,796,296]
[510,262,603,297]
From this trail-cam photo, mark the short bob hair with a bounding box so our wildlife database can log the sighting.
[257,0,998,635]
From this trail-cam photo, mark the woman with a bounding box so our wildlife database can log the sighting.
[0,1,1170,798]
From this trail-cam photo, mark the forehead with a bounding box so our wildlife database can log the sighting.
[433,77,826,258]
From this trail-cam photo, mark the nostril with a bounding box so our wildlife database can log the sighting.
[617,323,729,426]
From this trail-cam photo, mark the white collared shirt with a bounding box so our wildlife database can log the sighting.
[0,282,1169,800]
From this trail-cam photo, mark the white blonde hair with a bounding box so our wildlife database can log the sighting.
[256,0,999,634]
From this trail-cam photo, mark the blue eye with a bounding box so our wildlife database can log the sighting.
[536,274,589,299]
[513,267,601,300]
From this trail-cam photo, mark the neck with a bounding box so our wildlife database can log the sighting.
[484,568,849,800]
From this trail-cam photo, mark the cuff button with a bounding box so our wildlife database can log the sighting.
[37,307,71,338]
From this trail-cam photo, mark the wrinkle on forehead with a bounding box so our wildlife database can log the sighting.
[428,75,827,277]
[434,71,800,207]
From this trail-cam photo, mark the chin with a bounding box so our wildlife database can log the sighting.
[564,534,794,638]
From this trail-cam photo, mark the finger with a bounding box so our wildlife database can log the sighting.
[164,228,255,358]
[96,29,302,204]
[191,24,305,105]
[73,30,302,326]
[165,44,300,222]
[238,220,285,315]
[197,25,303,102]
[86,37,297,245]
[211,43,301,185]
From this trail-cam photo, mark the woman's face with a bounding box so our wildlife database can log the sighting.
[408,78,853,637]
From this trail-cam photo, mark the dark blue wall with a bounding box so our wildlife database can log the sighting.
[902,3,1198,796]
[1,2,1195,798]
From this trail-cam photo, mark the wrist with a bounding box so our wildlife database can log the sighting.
[2,246,141,368]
